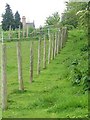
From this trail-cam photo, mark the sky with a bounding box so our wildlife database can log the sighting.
[0,0,69,28]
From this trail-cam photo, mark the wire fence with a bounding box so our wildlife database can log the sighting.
[1,26,68,110]
[0,25,63,42]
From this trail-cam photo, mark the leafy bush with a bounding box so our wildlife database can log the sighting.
[80,45,88,52]
[71,59,82,85]
[65,25,74,30]
[83,75,90,91]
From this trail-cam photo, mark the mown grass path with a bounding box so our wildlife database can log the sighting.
[3,29,88,118]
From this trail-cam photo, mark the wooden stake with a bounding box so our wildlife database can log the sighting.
[60,28,64,49]
[23,28,25,38]
[48,28,51,64]
[63,27,66,46]
[54,32,57,57]
[8,25,11,40]
[57,32,59,55]
[26,25,29,38]
[43,35,46,69]
[1,32,7,110]
[18,25,20,39]
[62,27,67,47]
[51,34,54,60]
[1,44,7,110]
[30,41,33,83]
[37,38,41,75]
[17,41,24,91]
[58,29,61,51]
[64,27,68,43]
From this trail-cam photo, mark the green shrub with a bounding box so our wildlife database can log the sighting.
[71,59,82,85]
[65,25,74,30]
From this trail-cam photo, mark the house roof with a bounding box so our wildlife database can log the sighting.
[26,22,35,28]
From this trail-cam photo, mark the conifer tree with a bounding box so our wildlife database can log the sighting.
[15,11,21,29]
[2,4,15,31]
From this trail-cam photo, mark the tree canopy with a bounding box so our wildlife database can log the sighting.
[2,4,22,31]
[15,11,22,29]
[45,12,61,28]
[2,4,14,30]
[61,1,87,28]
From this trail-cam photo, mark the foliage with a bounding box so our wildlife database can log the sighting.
[61,1,87,28]
[0,25,2,31]
[69,29,88,91]
[2,4,22,31]
[45,12,61,27]
[14,11,22,29]
[2,29,88,118]
[71,59,82,85]
[83,75,90,91]
[2,4,15,31]
[76,7,90,29]
[64,24,74,30]
[28,26,35,33]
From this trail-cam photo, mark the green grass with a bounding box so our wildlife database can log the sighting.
[2,29,88,118]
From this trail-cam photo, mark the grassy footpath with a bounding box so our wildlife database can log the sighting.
[2,29,88,118]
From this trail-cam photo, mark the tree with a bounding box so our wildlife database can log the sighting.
[45,12,61,27]
[76,4,89,29]
[14,11,22,29]
[61,1,87,28]
[2,4,15,31]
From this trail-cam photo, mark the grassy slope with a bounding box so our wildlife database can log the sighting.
[2,29,88,118]
[0,43,1,119]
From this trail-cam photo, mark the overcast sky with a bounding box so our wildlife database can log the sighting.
[0,0,69,28]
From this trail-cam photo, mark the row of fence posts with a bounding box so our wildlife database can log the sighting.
[7,25,30,39]
[1,27,68,110]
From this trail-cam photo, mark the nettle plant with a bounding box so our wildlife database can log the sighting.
[71,59,82,85]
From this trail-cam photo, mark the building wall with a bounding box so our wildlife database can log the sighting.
[22,16,35,29]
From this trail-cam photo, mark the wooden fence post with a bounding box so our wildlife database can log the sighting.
[66,27,68,41]
[26,25,29,38]
[58,29,61,51]
[54,32,57,58]
[64,27,68,43]
[48,28,51,64]
[62,27,67,48]
[18,25,20,39]
[17,39,24,91]
[43,35,46,69]
[51,34,54,60]
[30,41,33,83]
[1,32,7,110]
[23,27,25,38]
[8,25,11,40]
[37,37,41,75]
[63,27,65,47]
[60,28,64,49]
[57,30,59,55]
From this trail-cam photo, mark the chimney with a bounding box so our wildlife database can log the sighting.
[22,16,26,29]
